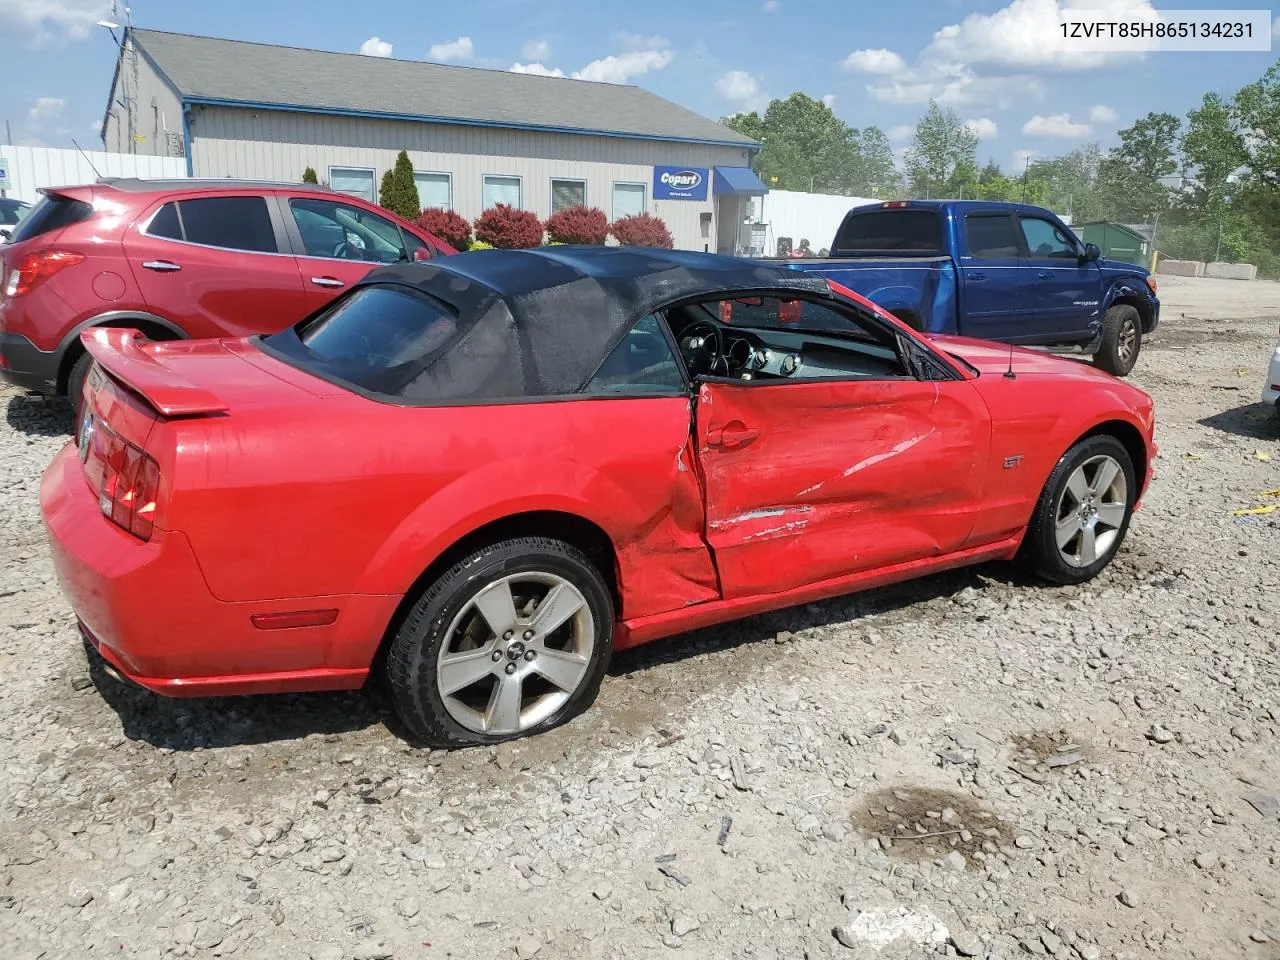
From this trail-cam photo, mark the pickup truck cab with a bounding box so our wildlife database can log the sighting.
[777,200,1160,376]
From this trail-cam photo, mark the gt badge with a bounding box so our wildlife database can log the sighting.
[1003,455,1024,469]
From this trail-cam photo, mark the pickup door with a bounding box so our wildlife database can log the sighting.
[1015,213,1100,343]
[956,211,1026,342]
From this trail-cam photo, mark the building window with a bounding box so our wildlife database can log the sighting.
[414,172,452,211]
[551,178,586,214]
[329,167,376,203]
[612,182,646,220]
[483,175,522,210]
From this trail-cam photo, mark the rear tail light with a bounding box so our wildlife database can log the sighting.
[79,413,161,540]
[779,300,802,324]
[3,249,85,298]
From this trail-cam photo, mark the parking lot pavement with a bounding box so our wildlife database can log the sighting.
[1,274,1277,960]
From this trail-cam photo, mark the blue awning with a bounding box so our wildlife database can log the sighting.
[713,166,769,196]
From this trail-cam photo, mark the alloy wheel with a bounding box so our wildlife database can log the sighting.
[435,572,595,736]
[1053,454,1128,567]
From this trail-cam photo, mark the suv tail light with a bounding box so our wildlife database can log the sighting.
[3,249,86,298]
[79,413,161,540]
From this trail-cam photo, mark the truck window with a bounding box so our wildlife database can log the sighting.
[833,209,942,255]
[965,214,1019,259]
[1020,217,1079,259]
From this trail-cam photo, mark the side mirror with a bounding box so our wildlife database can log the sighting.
[413,246,432,262]
[1082,242,1101,262]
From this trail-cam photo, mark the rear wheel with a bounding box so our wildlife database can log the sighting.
[385,537,614,748]
[1092,304,1141,377]
[1019,435,1135,585]
[66,351,94,437]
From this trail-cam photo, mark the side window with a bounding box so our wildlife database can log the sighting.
[289,198,407,263]
[584,314,685,396]
[146,202,183,240]
[965,214,1019,259]
[1020,217,1078,259]
[176,197,277,253]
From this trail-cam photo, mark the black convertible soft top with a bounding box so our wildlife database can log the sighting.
[271,246,833,403]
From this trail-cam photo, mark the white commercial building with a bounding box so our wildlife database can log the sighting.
[102,29,770,253]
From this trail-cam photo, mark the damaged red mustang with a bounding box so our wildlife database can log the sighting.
[41,247,1156,747]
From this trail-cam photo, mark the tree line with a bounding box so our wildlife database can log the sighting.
[722,60,1280,274]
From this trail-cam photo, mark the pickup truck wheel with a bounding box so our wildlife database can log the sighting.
[385,537,614,748]
[1092,305,1141,377]
[1018,435,1135,585]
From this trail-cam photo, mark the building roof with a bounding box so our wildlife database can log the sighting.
[128,29,758,149]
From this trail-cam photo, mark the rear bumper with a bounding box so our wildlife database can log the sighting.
[0,331,59,394]
[41,444,396,697]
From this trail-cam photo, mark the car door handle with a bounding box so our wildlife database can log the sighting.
[707,423,759,449]
[141,260,181,272]
[1037,271,1050,279]
[968,272,986,281]
[311,276,345,288]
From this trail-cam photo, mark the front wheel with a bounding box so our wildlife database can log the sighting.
[1018,435,1136,585]
[385,537,614,748]
[1092,304,1141,377]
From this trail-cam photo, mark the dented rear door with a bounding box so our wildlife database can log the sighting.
[693,378,991,600]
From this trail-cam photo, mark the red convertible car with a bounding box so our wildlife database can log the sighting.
[41,247,1156,747]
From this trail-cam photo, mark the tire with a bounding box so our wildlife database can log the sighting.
[1092,304,1141,377]
[1018,435,1136,586]
[66,351,94,437]
[385,537,614,748]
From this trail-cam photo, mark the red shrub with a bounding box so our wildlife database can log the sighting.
[545,205,609,245]
[473,204,544,249]
[415,208,472,251]
[611,212,674,249]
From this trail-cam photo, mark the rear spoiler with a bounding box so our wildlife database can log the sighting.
[80,328,229,417]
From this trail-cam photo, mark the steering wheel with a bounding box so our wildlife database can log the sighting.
[679,321,726,378]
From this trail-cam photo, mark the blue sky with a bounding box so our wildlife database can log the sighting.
[2,0,1277,173]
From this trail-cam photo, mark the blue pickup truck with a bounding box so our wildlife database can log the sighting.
[777,200,1160,376]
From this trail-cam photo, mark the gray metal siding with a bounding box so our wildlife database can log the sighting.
[103,37,184,159]
[189,106,752,250]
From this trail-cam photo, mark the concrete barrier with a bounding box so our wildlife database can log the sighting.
[1204,261,1258,280]
[1157,259,1205,277]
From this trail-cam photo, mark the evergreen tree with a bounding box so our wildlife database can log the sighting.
[301,167,318,184]
[379,150,421,219]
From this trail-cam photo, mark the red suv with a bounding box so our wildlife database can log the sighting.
[0,178,453,406]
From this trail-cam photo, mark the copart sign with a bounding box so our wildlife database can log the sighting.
[653,165,709,201]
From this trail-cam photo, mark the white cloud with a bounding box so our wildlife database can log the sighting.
[18,137,48,147]
[427,36,474,62]
[888,124,915,142]
[821,94,836,109]
[510,61,565,77]
[1088,104,1117,124]
[716,70,767,112]
[1272,14,1279,38]
[88,119,102,134]
[964,117,999,139]
[762,0,779,10]
[27,96,65,124]
[1012,148,1036,171]
[359,36,392,57]
[574,47,673,84]
[868,68,1041,108]
[615,32,670,51]
[0,0,110,45]
[1022,112,1091,138]
[522,39,550,61]
[842,48,907,75]
[925,0,1157,72]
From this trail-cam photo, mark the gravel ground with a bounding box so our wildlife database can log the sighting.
[1,274,1278,960]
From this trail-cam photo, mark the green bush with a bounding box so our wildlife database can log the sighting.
[379,150,420,220]
[301,167,318,184]
[469,240,495,251]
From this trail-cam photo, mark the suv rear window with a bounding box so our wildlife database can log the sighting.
[833,209,942,255]
[8,194,93,244]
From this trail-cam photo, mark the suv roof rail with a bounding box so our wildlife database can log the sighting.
[95,177,336,193]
